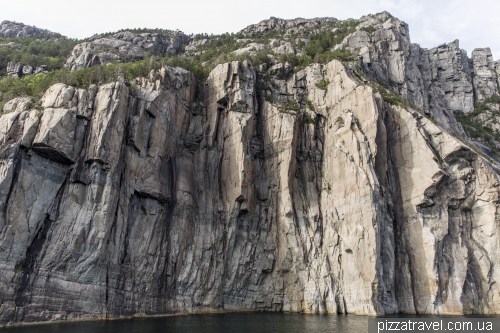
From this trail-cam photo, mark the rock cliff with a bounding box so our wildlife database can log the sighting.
[241,17,338,35]
[6,62,46,77]
[0,21,61,39]
[0,11,500,326]
[65,30,190,70]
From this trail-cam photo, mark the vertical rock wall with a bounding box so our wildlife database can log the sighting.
[1,55,500,326]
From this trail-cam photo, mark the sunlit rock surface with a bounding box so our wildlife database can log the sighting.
[1,11,500,326]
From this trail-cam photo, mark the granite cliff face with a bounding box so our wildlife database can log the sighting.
[0,21,61,39]
[6,61,47,77]
[1,12,500,326]
[64,30,190,71]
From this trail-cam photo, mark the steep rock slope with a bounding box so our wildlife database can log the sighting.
[0,11,500,326]
[339,12,500,154]
[0,57,500,325]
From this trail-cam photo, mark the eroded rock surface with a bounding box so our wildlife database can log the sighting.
[1,10,500,327]
[0,56,499,326]
[6,62,45,77]
[242,17,338,36]
[0,21,61,39]
[65,31,190,70]
[471,48,499,102]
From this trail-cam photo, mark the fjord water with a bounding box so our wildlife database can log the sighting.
[2,313,369,333]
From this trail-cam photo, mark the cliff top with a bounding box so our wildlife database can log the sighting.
[1,11,499,159]
[0,20,63,39]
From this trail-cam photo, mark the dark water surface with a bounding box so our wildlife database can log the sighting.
[4,313,498,333]
[1,313,369,333]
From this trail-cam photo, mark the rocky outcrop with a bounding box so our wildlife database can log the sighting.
[231,40,298,57]
[471,48,499,102]
[331,13,500,164]
[1,97,31,113]
[496,62,500,88]
[242,17,338,36]
[184,38,211,54]
[232,42,268,56]
[6,62,45,77]
[6,61,22,76]
[65,30,190,71]
[426,40,474,115]
[0,20,61,39]
[337,12,465,136]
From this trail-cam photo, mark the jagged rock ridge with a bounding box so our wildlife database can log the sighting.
[64,30,191,70]
[241,17,339,35]
[0,20,61,39]
[335,12,500,154]
[0,11,500,326]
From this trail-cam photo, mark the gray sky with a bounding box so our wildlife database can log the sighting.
[2,0,499,60]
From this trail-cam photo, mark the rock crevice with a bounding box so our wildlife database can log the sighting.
[1,11,500,326]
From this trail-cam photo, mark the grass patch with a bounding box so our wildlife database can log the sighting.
[469,94,500,117]
[335,116,344,127]
[454,94,500,159]
[265,94,276,103]
[0,36,78,75]
[302,113,315,124]
[315,79,330,91]
[279,99,300,113]
[360,26,376,34]
[371,84,421,111]
[0,55,210,109]
[306,99,315,111]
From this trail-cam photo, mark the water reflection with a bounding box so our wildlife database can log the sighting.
[1,313,369,333]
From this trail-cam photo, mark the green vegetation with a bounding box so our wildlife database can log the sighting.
[185,33,262,70]
[279,99,300,113]
[360,26,376,34]
[305,99,315,111]
[372,85,406,106]
[264,94,276,103]
[3,18,459,179]
[0,23,412,127]
[302,113,315,124]
[86,28,181,41]
[370,84,421,111]
[191,19,358,73]
[278,48,354,73]
[222,50,274,69]
[321,182,332,194]
[303,21,358,60]
[0,19,363,111]
[315,79,330,91]
[335,116,345,127]
[468,94,500,116]
[0,55,210,108]
[455,94,500,158]
[278,53,313,68]
[0,37,78,74]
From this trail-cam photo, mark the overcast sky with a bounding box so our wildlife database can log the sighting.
[2,0,499,60]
